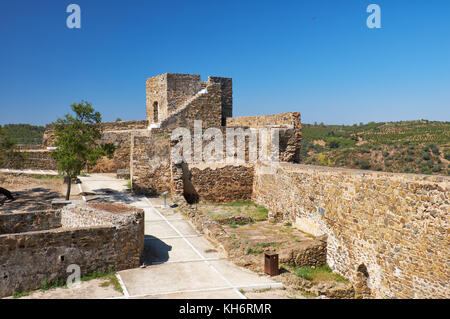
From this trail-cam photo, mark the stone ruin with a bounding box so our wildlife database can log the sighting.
[0,202,144,298]
[37,73,303,202]
[1,73,448,298]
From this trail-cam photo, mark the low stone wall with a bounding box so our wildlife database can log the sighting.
[0,211,61,235]
[0,150,58,170]
[42,120,149,147]
[42,121,150,173]
[99,120,148,131]
[226,112,301,129]
[279,236,327,268]
[0,203,144,298]
[252,162,450,298]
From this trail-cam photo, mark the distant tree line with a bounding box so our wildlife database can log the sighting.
[0,124,45,145]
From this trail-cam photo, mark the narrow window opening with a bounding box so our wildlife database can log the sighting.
[153,101,159,123]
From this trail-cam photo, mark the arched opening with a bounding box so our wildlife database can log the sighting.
[357,264,369,278]
[153,101,159,123]
[355,264,371,298]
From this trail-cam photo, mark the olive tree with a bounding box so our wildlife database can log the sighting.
[52,101,115,200]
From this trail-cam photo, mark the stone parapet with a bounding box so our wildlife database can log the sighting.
[252,162,450,298]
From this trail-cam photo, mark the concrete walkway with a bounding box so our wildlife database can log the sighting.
[78,174,282,299]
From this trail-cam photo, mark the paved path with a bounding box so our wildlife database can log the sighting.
[78,174,282,299]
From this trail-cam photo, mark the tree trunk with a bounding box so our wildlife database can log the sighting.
[0,187,14,200]
[65,177,71,200]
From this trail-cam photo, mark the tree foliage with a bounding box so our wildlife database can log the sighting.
[52,101,115,199]
[1,124,45,145]
[301,120,450,176]
[0,126,24,168]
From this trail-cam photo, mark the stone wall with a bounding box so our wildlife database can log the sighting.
[100,120,148,131]
[130,134,172,195]
[280,236,327,268]
[252,162,450,298]
[166,74,203,116]
[1,150,58,170]
[40,123,150,173]
[130,125,301,197]
[146,73,204,124]
[91,129,149,173]
[186,163,254,203]
[208,76,232,125]
[0,211,61,235]
[42,120,149,148]
[226,112,301,129]
[0,203,144,298]
[146,73,169,123]
[146,73,233,126]
[159,82,223,130]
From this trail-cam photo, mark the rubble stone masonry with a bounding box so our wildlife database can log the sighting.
[226,112,301,129]
[188,163,254,203]
[252,162,449,298]
[130,134,172,195]
[0,203,144,298]
[0,211,61,235]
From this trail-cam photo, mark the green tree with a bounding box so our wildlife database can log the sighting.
[327,140,340,149]
[52,101,115,200]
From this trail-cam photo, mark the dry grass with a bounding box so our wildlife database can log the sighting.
[90,157,116,173]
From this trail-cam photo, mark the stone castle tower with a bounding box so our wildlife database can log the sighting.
[146,73,232,127]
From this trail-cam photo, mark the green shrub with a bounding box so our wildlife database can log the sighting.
[294,265,348,282]
[327,140,340,149]
[358,161,371,169]
[422,152,431,160]
[429,144,440,155]
[432,165,442,173]
[245,247,262,255]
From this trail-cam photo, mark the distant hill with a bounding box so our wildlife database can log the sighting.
[1,124,45,145]
[300,120,450,176]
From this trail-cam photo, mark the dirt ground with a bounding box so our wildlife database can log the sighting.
[194,201,354,299]
[197,202,318,273]
[4,279,123,299]
[224,221,316,272]
[243,287,323,299]
[0,173,82,212]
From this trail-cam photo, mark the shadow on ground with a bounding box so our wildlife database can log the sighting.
[86,188,137,205]
[141,235,172,266]
[0,188,59,212]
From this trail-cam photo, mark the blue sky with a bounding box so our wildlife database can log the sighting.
[1,0,449,126]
